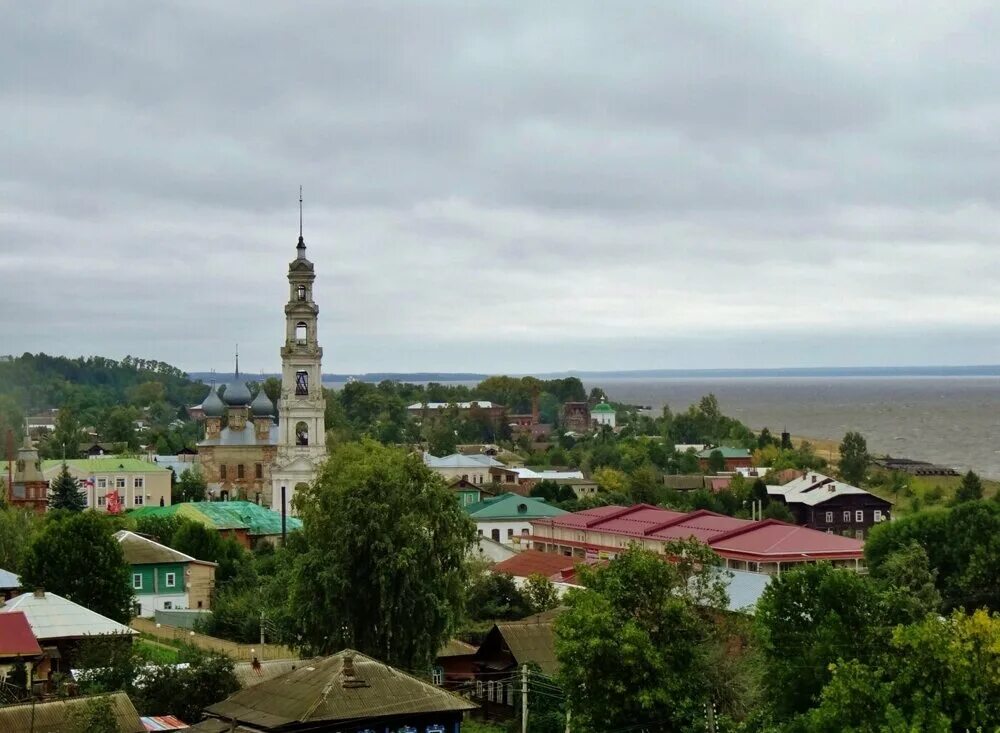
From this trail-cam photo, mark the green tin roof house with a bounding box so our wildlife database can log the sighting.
[114,531,217,617]
[464,493,567,549]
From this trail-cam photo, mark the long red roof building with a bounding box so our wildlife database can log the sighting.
[530,504,865,574]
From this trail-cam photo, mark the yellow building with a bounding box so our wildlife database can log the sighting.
[42,458,171,512]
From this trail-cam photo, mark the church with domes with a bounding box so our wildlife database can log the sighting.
[196,213,327,509]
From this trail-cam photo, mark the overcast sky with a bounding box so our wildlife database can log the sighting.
[5,1,1000,374]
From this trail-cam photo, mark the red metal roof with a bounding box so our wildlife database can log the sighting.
[0,611,42,656]
[531,505,864,562]
[494,550,581,580]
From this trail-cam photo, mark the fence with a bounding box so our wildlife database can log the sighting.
[130,617,297,661]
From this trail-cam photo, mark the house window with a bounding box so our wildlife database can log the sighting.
[134,495,144,506]
[255,463,263,479]
[431,666,444,685]
[165,572,176,588]
[874,510,884,522]
[522,528,530,536]
[855,510,864,523]
[220,465,227,480]
[476,681,483,696]
[295,370,308,396]
[825,511,833,523]
[487,681,495,701]
[477,529,483,536]
[133,477,144,489]
[98,495,107,507]
[133,574,143,590]
[855,529,864,539]
[97,477,107,489]
[116,477,126,489]
[491,529,500,542]
[507,529,514,539]
[843,510,851,522]
[237,464,245,480]
[163,601,173,610]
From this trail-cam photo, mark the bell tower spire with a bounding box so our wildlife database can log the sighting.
[297,185,306,258]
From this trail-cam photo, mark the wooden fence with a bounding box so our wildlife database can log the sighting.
[130,617,297,661]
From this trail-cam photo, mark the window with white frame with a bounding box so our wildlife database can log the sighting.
[843,510,851,522]
[855,510,864,522]
[132,574,143,590]
[874,510,884,522]
[825,511,833,523]
[134,495,144,506]
[855,529,864,539]
[163,601,173,610]
[164,572,176,588]
[97,477,107,489]
[116,477,126,489]
[431,666,444,685]
[133,477,144,489]
[98,495,106,507]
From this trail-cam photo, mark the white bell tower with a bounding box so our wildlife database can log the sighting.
[271,190,327,514]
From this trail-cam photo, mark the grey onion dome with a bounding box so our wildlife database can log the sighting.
[202,385,225,417]
[250,387,275,417]
[222,380,252,406]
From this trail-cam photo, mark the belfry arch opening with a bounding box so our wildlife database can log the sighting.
[295,322,308,344]
[295,421,309,446]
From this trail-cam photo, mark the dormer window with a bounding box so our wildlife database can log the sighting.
[296,285,306,301]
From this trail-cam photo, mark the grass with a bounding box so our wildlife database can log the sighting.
[866,471,1000,515]
[135,636,181,664]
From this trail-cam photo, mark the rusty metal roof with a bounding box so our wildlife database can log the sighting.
[494,618,559,675]
[205,649,477,727]
[0,692,144,733]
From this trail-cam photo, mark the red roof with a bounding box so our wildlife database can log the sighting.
[0,611,42,656]
[531,505,864,562]
[494,550,581,580]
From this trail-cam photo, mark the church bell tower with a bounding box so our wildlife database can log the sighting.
[270,190,327,513]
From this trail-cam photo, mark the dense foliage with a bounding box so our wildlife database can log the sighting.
[19,511,134,623]
[290,440,476,668]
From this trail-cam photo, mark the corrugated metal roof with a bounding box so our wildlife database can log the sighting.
[465,493,568,520]
[767,472,886,507]
[493,551,581,580]
[41,458,169,474]
[115,530,216,566]
[0,692,144,733]
[233,658,316,688]
[205,649,476,726]
[140,715,190,730]
[0,592,136,641]
[437,639,478,658]
[131,501,302,536]
[695,447,752,459]
[0,567,20,589]
[494,619,559,675]
[424,452,503,469]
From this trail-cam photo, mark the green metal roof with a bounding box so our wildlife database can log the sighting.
[130,500,302,536]
[464,493,568,520]
[592,401,615,413]
[695,447,752,459]
[42,458,169,473]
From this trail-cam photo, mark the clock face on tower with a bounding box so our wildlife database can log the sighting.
[295,370,309,396]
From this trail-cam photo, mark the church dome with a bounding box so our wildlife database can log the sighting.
[202,385,225,417]
[251,388,276,417]
[223,380,252,407]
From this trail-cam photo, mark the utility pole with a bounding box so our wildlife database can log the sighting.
[259,610,265,662]
[705,701,717,733]
[521,664,528,733]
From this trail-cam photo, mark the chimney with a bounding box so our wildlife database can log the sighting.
[341,653,369,689]
[33,588,45,598]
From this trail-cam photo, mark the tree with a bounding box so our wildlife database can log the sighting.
[754,563,900,720]
[762,501,794,522]
[290,440,475,668]
[467,570,531,621]
[592,467,627,495]
[173,466,208,503]
[868,540,941,620]
[555,543,728,733]
[627,463,662,504]
[43,408,85,460]
[866,500,1000,612]
[800,610,1000,732]
[133,651,240,722]
[0,395,25,447]
[68,696,120,733]
[838,431,869,486]
[954,469,984,504]
[523,573,559,614]
[48,462,86,511]
[706,449,726,474]
[0,506,38,572]
[20,512,134,623]
[171,522,247,584]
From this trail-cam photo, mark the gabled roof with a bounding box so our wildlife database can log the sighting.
[493,550,583,581]
[437,638,478,658]
[465,493,568,520]
[489,614,561,675]
[0,592,136,640]
[766,471,889,507]
[424,452,503,469]
[0,567,21,589]
[696,447,752,459]
[131,501,303,536]
[205,649,476,727]
[114,530,217,566]
[0,611,42,656]
[0,692,144,733]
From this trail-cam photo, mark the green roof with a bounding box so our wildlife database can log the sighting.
[42,458,169,473]
[696,447,752,459]
[130,500,302,536]
[592,402,615,413]
[464,493,568,520]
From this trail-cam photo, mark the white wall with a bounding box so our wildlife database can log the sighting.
[135,592,189,618]
[476,520,534,549]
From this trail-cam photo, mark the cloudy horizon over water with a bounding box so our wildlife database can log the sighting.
[6,3,1000,373]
